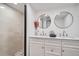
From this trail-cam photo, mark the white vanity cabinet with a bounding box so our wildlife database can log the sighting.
[30,38,45,56]
[29,36,79,56]
[45,39,61,56]
[29,37,61,56]
[62,40,79,56]
[30,43,44,56]
[62,47,79,56]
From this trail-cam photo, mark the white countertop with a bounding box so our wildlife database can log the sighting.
[29,35,79,40]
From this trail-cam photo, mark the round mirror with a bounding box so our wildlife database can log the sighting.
[54,11,73,29]
[39,14,51,29]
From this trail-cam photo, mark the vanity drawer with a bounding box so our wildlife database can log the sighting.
[45,45,61,56]
[30,38,44,44]
[62,47,79,56]
[62,40,79,49]
[45,39,61,46]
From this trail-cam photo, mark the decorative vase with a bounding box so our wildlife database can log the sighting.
[34,20,39,35]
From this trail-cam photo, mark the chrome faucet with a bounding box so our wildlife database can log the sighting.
[42,31,44,35]
[62,30,68,37]
[41,31,46,36]
[62,30,66,36]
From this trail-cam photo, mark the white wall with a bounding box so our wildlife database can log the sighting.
[27,4,35,55]
[29,4,79,38]
[0,4,24,56]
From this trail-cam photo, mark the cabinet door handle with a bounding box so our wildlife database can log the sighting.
[51,49,53,52]
[62,50,64,52]
[42,47,44,49]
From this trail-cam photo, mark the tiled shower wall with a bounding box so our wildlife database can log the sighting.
[0,4,24,56]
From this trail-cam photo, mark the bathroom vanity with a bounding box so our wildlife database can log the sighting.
[26,3,79,56]
[29,10,77,56]
[28,4,79,56]
[29,36,79,56]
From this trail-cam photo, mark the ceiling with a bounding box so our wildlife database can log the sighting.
[3,3,79,14]
[30,3,79,12]
[4,3,25,14]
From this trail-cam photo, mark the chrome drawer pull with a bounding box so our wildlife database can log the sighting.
[42,47,44,49]
[62,50,64,52]
[51,50,53,52]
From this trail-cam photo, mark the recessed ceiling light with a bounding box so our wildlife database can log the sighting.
[0,6,5,9]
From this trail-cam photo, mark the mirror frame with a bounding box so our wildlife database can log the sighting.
[54,11,74,29]
[39,14,51,29]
